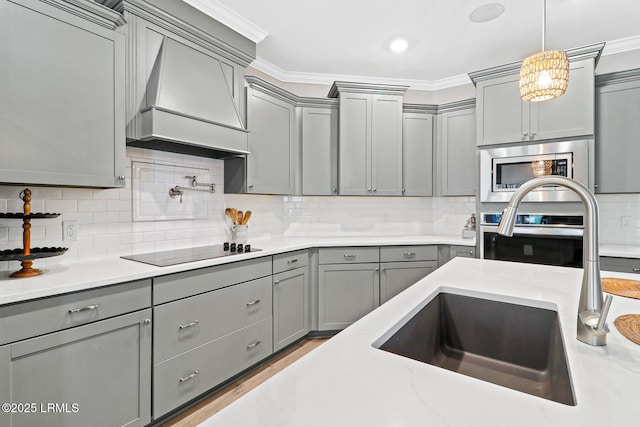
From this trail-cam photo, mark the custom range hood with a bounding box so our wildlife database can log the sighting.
[130,36,249,157]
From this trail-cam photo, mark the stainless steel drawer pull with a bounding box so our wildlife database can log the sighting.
[287,259,299,264]
[178,320,199,330]
[343,254,356,259]
[246,340,261,350]
[179,371,199,383]
[68,304,99,314]
[403,252,416,257]
[246,299,261,307]
[633,268,640,272]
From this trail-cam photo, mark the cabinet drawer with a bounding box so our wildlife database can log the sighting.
[154,257,272,304]
[380,245,438,262]
[600,256,640,274]
[318,247,379,264]
[0,279,151,346]
[153,276,272,363]
[273,250,309,274]
[153,317,272,418]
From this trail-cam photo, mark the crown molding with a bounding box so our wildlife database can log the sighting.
[602,35,640,57]
[250,57,472,92]
[595,68,640,87]
[328,81,410,98]
[437,98,476,113]
[181,0,268,43]
[468,42,606,85]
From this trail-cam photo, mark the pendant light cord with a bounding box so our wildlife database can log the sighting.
[542,0,546,51]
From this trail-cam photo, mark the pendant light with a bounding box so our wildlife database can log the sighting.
[519,0,569,102]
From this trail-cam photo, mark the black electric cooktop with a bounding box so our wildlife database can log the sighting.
[121,245,261,267]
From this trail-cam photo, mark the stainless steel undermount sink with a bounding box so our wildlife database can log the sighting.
[375,292,576,406]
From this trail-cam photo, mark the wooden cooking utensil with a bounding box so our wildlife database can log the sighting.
[242,211,251,225]
[225,208,235,223]
[238,211,244,225]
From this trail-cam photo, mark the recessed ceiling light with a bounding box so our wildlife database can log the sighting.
[469,3,505,23]
[389,38,409,53]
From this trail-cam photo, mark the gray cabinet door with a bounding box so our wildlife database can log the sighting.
[380,261,437,304]
[600,256,640,274]
[534,61,595,140]
[246,88,296,194]
[0,309,151,427]
[476,74,527,146]
[595,76,640,193]
[0,0,125,188]
[338,92,371,195]
[439,108,477,196]
[302,106,338,195]
[318,263,379,330]
[273,267,310,351]
[403,112,434,196]
[476,60,594,146]
[371,94,403,195]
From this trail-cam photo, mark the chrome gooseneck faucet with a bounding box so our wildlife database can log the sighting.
[496,176,613,346]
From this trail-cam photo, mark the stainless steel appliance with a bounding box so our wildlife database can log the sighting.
[122,244,260,267]
[479,139,591,202]
[480,212,583,267]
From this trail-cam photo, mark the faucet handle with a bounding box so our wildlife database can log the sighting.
[595,294,613,334]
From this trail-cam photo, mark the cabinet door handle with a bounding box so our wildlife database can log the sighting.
[403,252,416,258]
[632,268,640,272]
[68,304,99,314]
[248,184,253,189]
[469,251,474,255]
[522,132,529,137]
[332,187,337,193]
[179,371,199,383]
[530,131,536,136]
[343,254,356,259]
[274,280,280,285]
[118,175,125,181]
[287,258,298,264]
[143,319,152,325]
[246,299,261,307]
[178,320,199,330]
[246,340,261,350]
[373,188,377,192]
[381,267,385,272]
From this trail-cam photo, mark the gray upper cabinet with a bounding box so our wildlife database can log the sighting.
[329,82,408,196]
[245,81,297,194]
[471,45,602,146]
[402,108,435,196]
[595,69,640,193]
[0,0,126,188]
[301,104,339,195]
[437,101,477,196]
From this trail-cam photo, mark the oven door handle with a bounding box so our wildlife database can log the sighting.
[481,226,583,237]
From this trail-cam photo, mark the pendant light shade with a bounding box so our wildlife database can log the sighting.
[519,0,569,102]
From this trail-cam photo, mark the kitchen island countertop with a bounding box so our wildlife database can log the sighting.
[199,257,640,427]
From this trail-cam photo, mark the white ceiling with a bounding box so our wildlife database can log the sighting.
[185,0,640,89]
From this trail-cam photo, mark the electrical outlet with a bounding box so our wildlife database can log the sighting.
[63,221,78,241]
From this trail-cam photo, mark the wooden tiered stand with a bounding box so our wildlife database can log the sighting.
[0,189,67,277]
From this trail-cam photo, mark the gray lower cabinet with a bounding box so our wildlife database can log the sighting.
[600,256,640,274]
[437,103,477,196]
[318,262,380,331]
[151,256,274,419]
[301,106,338,195]
[595,70,640,193]
[153,317,272,418]
[245,82,297,195]
[402,112,434,196]
[0,309,152,427]
[449,245,476,260]
[0,0,126,188]
[273,267,310,351]
[380,261,437,304]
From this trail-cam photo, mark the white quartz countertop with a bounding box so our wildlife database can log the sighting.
[0,235,474,306]
[199,258,640,427]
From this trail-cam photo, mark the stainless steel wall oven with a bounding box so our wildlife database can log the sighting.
[480,213,584,268]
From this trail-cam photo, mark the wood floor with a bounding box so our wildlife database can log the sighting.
[161,338,328,427]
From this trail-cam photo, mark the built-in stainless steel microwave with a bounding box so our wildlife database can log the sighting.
[479,139,592,202]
